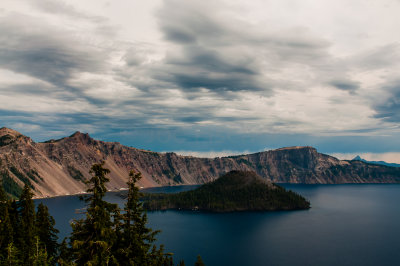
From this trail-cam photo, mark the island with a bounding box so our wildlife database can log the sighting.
[141,170,311,212]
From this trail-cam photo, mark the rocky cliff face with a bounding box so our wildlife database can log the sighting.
[1,127,400,197]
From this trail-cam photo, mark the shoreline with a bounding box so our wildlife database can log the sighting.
[32,184,200,200]
[32,182,400,200]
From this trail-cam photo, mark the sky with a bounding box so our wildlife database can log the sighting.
[1,0,400,162]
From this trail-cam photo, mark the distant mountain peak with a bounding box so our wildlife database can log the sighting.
[0,127,23,137]
[0,127,32,147]
[70,131,89,137]
[1,127,400,198]
[68,131,92,141]
[276,146,315,151]
[352,155,400,168]
[66,131,94,144]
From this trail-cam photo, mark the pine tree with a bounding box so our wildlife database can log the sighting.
[0,183,7,202]
[64,163,188,265]
[57,238,73,266]
[5,243,20,266]
[146,244,175,266]
[18,183,36,265]
[0,205,13,260]
[70,161,118,265]
[33,236,50,266]
[117,169,177,265]
[119,170,162,265]
[0,185,13,260]
[8,200,20,247]
[36,203,59,260]
[194,255,205,266]
[111,205,124,262]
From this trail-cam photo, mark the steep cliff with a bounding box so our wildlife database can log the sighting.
[1,127,400,198]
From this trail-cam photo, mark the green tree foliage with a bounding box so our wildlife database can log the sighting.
[0,184,58,265]
[0,185,13,260]
[0,162,197,266]
[70,164,177,265]
[5,243,20,265]
[0,205,13,259]
[0,183,7,202]
[0,170,23,198]
[118,170,162,264]
[143,170,310,212]
[18,184,37,265]
[8,200,20,245]
[36,203,59,260]
[57,238,73,266]
[194,255,205,266]
[70,162,119,265]
[33,236,50,266]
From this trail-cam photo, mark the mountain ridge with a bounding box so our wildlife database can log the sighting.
[352,155,400,168]
[1,127,400,198]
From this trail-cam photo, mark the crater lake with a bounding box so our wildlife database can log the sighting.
[35,184,400,266]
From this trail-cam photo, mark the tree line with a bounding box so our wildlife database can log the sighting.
[0,162,205,265]
[142,170,310,212]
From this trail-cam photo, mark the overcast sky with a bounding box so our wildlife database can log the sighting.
[1,0,400,161]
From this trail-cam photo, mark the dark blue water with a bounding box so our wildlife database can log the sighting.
[35,184,400,266]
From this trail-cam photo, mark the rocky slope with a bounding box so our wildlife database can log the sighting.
[1,127,400,198]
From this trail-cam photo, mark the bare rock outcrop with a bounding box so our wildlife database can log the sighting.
[1,127,400,198]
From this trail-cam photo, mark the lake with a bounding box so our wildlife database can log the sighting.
[35,184,400,266]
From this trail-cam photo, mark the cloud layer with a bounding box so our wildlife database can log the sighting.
[1,0,400,154]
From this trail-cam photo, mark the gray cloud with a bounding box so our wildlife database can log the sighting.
[0,14,106,88]
[351,44,400,71]
[0,82,78,103]
[28,0,107,23]
[329,79,360,92]
[117,0,331,95]
[2,0,400,154]
[0,12,114,112]
[374,81,400,122]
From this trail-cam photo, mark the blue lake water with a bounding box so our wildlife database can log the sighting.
[35,184,400,266]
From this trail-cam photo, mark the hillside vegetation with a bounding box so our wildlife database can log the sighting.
[0,163,197,265]
[142,171,311,212]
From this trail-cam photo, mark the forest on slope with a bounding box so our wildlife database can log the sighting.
[142,171,311,212]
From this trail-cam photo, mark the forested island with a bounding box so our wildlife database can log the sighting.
[142,171,311,212]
